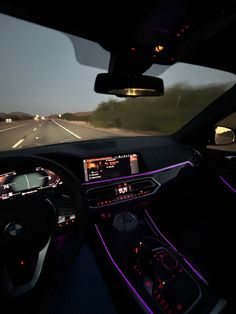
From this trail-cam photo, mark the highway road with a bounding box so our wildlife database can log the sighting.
[0,119,125,151]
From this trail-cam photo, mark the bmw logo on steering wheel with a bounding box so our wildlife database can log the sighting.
[4,222,24,237]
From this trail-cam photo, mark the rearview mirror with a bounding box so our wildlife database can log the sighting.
[214,126,235,145]
[94,73,164,97]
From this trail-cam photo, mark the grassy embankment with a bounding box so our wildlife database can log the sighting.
[62,83,229,134]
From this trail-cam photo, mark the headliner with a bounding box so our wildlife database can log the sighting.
[0,1,236,73]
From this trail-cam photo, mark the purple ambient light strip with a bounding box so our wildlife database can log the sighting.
[144,209,208,285]
[83,160,193,185]
[183,257,208,286]
[95,224,155,314]
[219,176,236,193]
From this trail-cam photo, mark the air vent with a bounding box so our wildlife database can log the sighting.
[129,179,157,191]
[87,186,116,201]
[86,177,160,208]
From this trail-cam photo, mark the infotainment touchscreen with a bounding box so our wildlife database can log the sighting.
[83,154,139,182]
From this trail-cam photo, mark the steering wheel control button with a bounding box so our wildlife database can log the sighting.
[4,222,23,237]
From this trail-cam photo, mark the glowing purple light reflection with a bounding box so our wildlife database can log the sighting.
[95,224,155,314]
[83,161,193,185]
[183,257,208,285]
[219,176,236,193]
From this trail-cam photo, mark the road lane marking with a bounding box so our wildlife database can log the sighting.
[0,124,28,133]
[12,139,24,148]
[33,128,37,131]
[52,119,82,139]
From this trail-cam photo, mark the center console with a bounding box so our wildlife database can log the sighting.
[83,152,226,313]
[94,206,225,314]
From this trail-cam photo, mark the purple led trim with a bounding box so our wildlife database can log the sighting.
[83,160,193,185]
[183,257,208,285]
[144,209,208,285]
[95,224,154,314]
[219,176,236,193]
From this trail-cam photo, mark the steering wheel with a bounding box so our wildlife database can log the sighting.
[0,155,86,304]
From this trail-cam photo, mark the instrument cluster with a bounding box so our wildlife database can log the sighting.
[0,167,62,200]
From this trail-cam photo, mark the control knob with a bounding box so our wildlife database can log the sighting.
[113,211,138,232]
[160,252,178,272]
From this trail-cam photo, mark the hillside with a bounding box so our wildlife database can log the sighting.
[89,83,230,134]
[0,111,33,121]
[60,111,92,121]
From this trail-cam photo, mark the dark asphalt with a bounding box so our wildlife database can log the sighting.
[0,119,119,151]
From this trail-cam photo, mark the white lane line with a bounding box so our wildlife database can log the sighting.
[12,139,24,148]
[33,128,37,131]
[0,123,28,133]
[52,119,82,139]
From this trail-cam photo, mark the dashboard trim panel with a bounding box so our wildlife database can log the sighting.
[86,177,160,208]
[82,160,193,186]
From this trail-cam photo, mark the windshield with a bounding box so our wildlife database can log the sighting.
[0,14,235,152]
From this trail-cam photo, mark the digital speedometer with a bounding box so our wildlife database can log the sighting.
[0,167,62,200]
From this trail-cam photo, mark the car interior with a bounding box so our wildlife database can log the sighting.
[0,1,236,314]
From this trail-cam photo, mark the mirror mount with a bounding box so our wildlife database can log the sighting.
[108,51,153,75]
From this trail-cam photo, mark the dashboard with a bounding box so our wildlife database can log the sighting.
[0,136,226,314]
[0,136,201,206]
